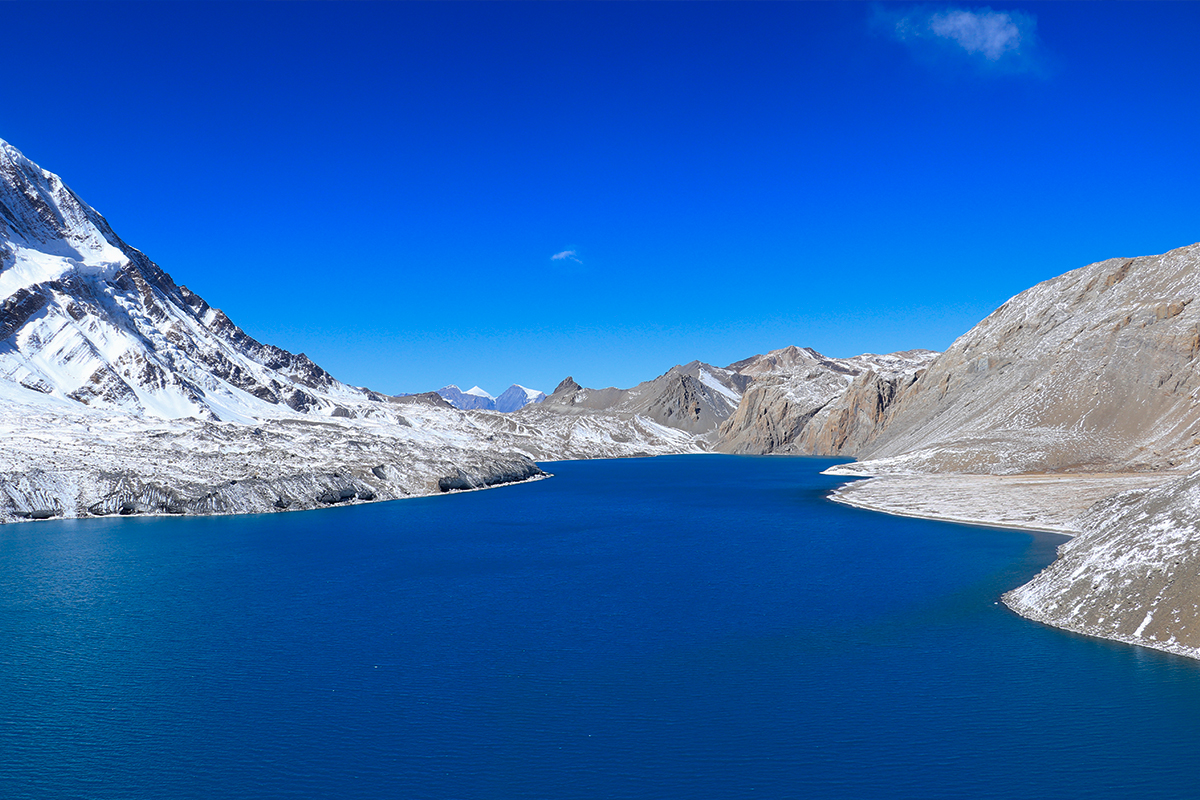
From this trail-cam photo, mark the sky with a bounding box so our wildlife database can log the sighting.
[3,2,1199,396]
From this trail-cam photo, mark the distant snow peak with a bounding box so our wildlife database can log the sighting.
[436,385,495,410]
[436,383,546,412]
[495,384,546,413]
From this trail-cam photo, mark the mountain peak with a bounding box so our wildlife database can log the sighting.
[495,383,546,413]
[552,376,581,395]
[0,137,361,420]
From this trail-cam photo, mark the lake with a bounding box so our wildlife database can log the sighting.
[2,455,1199,799]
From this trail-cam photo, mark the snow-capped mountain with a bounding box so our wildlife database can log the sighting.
[437,384,496,410]
[495,383,546,413]
[0,138,373,423]
[437,383,546,412]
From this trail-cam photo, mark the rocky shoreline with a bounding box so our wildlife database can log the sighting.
[828,470,1200,661]
[0,458,548,525]
[0,404,551,525]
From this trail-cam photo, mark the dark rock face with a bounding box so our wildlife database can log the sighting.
[438,457,545,493]
[317,487,358,504]
[390,392,455,409]
[0,287,48,340]
[551,376,582,396]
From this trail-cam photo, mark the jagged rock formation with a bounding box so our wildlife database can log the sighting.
[530,349,938,452]
[834,244,1200,476]
[791,369,923,455]
[715,347,937,454]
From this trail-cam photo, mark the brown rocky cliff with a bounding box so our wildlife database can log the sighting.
[792,370,924,455]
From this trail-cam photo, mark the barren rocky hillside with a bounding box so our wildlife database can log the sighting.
[829,244,1200,475]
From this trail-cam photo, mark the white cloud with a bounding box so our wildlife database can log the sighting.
[551,250,583,265]
[928,9,1020,60]
[880,5,1040,72]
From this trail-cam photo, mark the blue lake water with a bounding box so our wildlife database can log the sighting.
[3,454,1200,799]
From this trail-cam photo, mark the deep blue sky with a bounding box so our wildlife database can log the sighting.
[4,2,1198,395]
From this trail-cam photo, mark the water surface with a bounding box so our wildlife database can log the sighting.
[2,455,1199,799]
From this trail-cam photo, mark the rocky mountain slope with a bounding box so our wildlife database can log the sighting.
[715,347,937,454]
[1003,469,1200,659]
[828,244,1200,476]
[538,360,749,438]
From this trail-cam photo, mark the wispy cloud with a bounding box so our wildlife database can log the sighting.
[879,5,1042,73]
[551,249,583,265]
[928,9,1021,60]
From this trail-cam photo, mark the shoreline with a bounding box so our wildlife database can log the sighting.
[828,470,1200,662]
[825,472,1176,537]
[0,462,551,528]
[828,481,1076,536]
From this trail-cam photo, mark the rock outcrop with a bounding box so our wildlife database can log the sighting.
[714,348,936,454]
